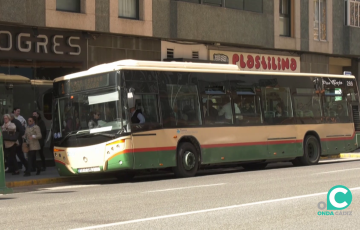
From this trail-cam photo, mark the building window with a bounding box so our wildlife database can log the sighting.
[118,0,139,19]
[225,0,243,10]
[177,0,263,13]
[346,0,360,27]
[56,0,80,13]
[243,0,263,13]
[314,0,327,41]
[203,0,222,6]
[279,0,290,36]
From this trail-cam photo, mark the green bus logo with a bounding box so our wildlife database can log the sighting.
[327,185,352,210]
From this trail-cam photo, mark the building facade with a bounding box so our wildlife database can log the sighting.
[1,1,359,79]
[158,0,360,78]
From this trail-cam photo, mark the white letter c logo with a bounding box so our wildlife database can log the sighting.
[329,188,348,208]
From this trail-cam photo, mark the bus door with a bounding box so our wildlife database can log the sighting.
[127,92,162,169]
[262,87,298,158]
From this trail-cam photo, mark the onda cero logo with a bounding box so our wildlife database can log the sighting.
[317,185,353,216]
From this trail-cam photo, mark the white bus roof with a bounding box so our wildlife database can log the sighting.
[53,59,356,82]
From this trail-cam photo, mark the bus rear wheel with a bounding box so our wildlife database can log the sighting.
[242,163,268,171]
[292,135,320,166]
[173,142,199,178]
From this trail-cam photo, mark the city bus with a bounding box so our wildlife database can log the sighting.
[51,60,360,179]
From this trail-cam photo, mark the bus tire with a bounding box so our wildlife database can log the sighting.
[173,142,199,178]
[242,163,268,171]
[294,135,321,166]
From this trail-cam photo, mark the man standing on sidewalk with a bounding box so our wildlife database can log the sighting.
[33,111,47,171]
[9,114,28,172]
[13,108,27,128]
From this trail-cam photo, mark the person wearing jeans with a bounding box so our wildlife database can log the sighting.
[24,116,42,176]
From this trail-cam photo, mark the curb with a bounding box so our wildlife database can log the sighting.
[320,153,360,160]
[320,155,341,160]
[339,153,360,158]
[5,177,81,188]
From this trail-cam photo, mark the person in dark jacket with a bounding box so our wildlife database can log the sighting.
[33,111,47,171]
[130,107,145,124]
[10,113,28,172]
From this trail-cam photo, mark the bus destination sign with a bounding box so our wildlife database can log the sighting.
[70,74,109,93]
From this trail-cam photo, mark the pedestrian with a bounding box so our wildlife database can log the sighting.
[23,116,42,176]
[33,111,47,171]
[13,107,27,128]
[1,114,20,175]
[10,113,28,172]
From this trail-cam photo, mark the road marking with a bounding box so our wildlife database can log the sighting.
[143,183,226,193]
[40,185,100,190]
[71,186,360,230]
[315,167,360,174]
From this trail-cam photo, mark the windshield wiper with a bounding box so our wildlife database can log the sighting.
[76,132,116,139]
[58,130,90,145]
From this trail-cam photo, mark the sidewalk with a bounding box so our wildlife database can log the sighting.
[5,167,73,188]
[4,167,106,188]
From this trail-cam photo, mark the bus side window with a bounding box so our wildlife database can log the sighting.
[262,87,293,124]
[163,84,201,127]
[137,94,160,123]
[323,88,350,122]
[202,95,231,125]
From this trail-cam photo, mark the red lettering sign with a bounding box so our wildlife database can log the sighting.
[229,53,299,72]
[255,56,261,69]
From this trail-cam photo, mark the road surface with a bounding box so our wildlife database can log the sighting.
[1,159,360,230]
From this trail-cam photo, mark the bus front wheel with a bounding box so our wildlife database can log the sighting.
[292,135,321,166]
[173,142,199,178]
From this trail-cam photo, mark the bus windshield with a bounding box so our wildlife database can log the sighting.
[53,88,123,139]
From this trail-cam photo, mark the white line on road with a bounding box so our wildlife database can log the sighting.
[315,167,360,174]
[70,186,360,230]
[143,183,226,193]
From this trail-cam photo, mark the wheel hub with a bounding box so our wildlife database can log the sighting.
[183,151,196,170]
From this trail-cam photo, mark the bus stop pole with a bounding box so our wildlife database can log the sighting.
[0,131,12,194]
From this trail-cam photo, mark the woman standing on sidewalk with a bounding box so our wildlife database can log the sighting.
[24,116,42,176]
[1,114,20,175]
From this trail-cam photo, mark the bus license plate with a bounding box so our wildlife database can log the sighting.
[78,167,101,173]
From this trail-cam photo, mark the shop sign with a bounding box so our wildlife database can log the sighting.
[210,50,300,73]
[0,25,86,62]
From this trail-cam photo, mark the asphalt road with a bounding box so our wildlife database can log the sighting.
[1,159,360,230]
